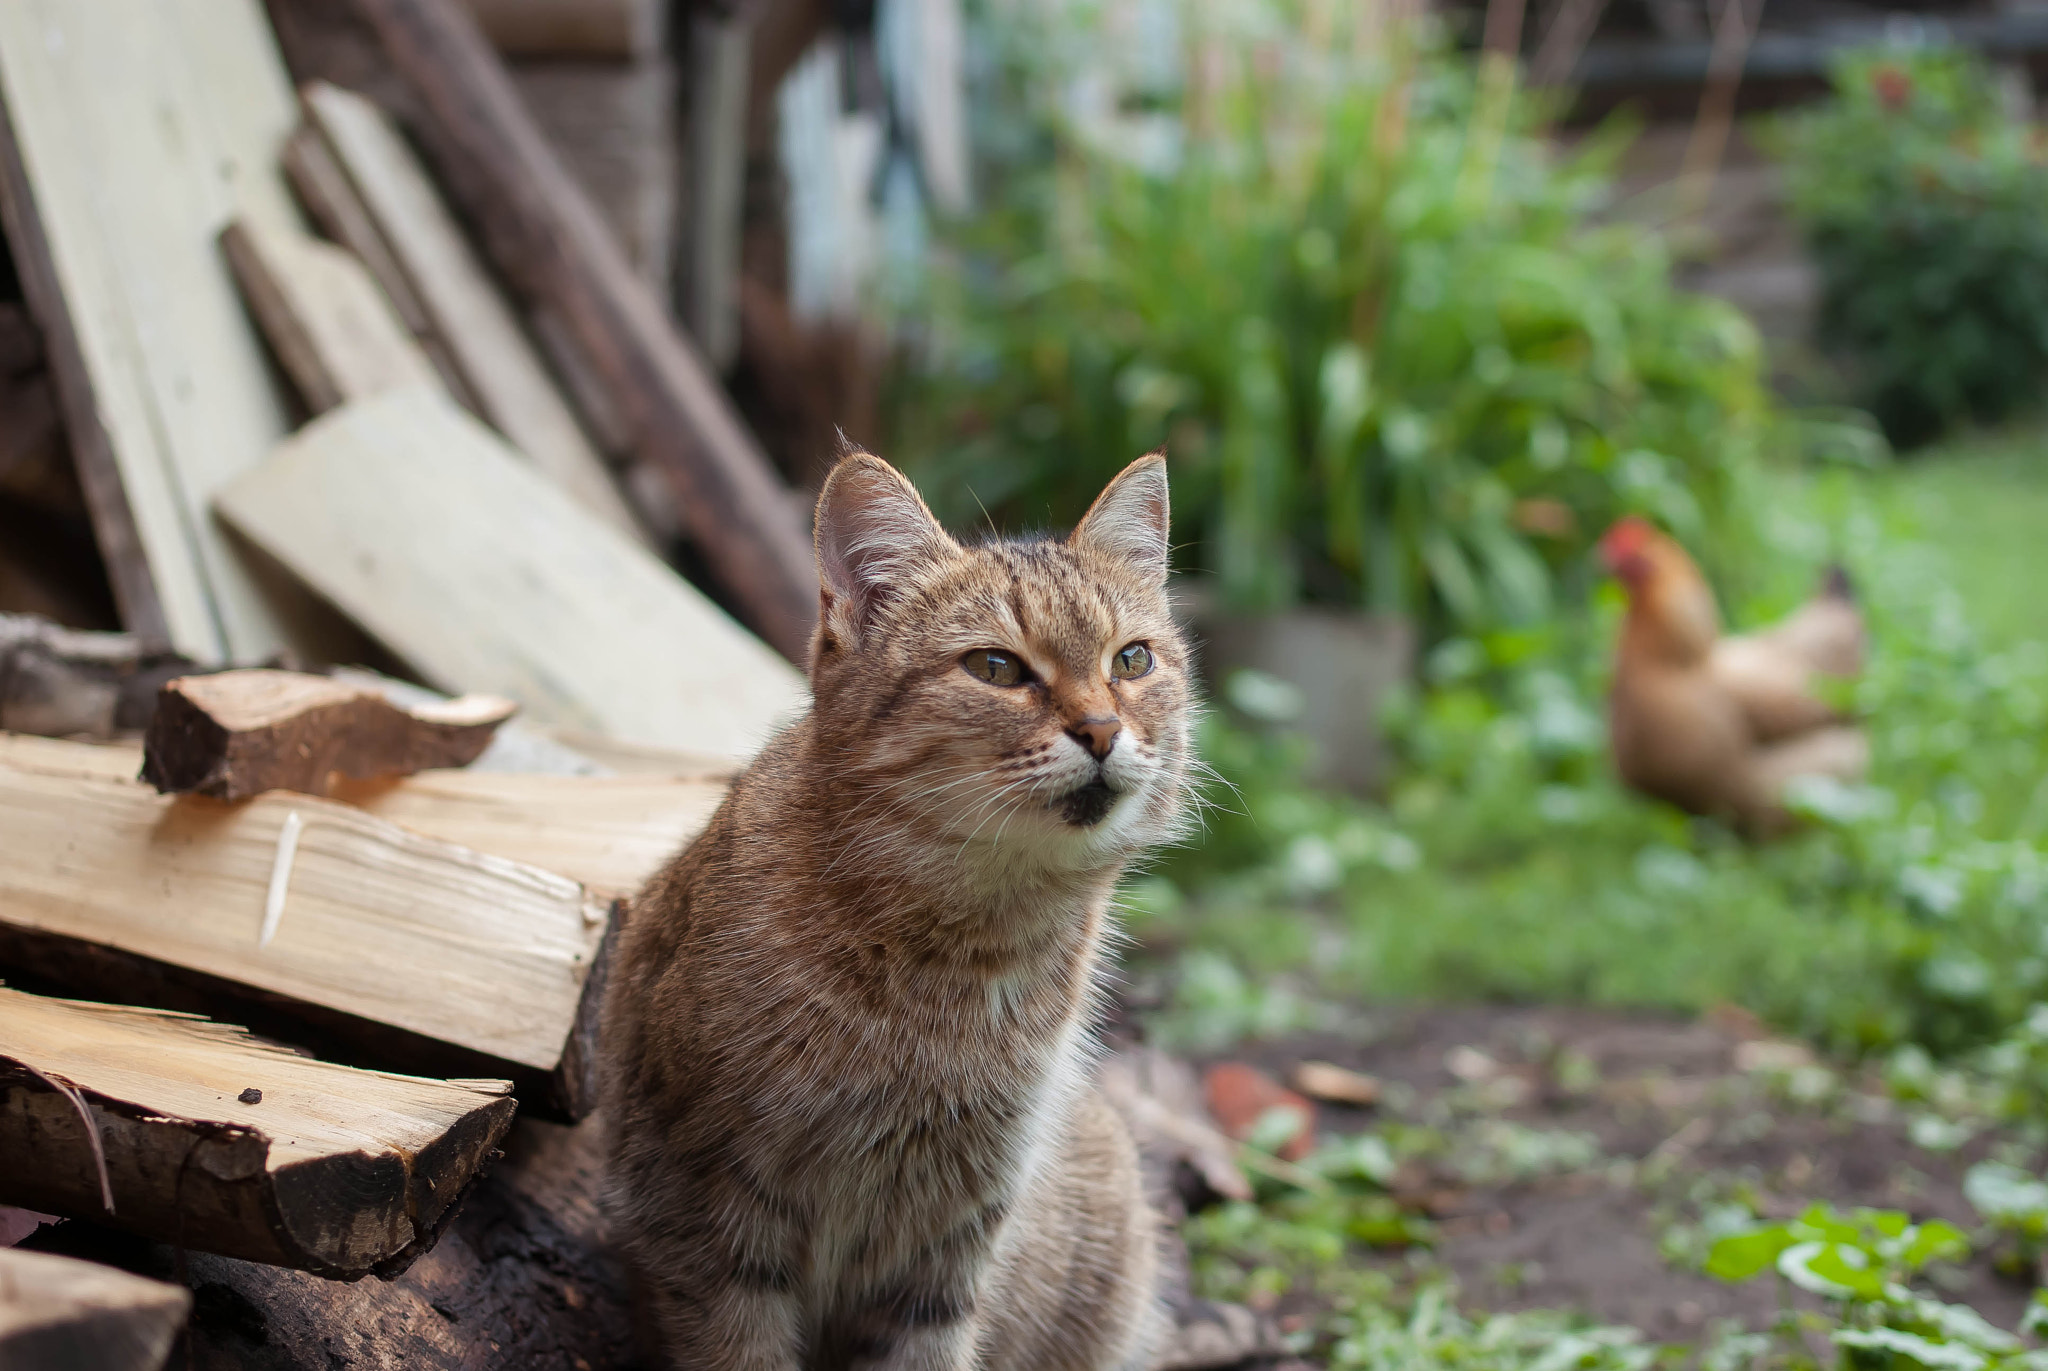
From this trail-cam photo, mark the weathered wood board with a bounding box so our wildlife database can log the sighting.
[300,81,643,541]
[0,1247,189,1371]
[0,0,308,661]
[351,0,822,660]
[0,732,611,1111]
[460,0,666,57]
[214,386,807,762]
[221,216,441,412]
[0,987,516,1278]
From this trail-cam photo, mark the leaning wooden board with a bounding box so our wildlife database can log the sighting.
[215,386,807,762]
[0,0,304,661]
[0,987,515,1278]
[0,732,611,1114]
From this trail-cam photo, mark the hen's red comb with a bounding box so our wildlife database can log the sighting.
[1599,515,1657,569]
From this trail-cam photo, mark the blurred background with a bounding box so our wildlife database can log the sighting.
[4,0,2048,1361]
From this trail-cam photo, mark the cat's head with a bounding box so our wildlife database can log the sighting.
[808,451,1193,874]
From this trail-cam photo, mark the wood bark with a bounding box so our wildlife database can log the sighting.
[0,732,613,1117]
[0,1247,190,1371]
[459,0,666,58]
[0,987,516,1279]
[142,668,515,801]
[352,0,821,663]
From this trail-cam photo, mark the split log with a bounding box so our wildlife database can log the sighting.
[459,0,667,58]
[141,668,516,801]
[0,987,516,1278]
[297,82,644,543]
[0,1247,189,1371]
[0,612,193,739]
[352,0,821,662]
[214,387,807,764]
[221,217,442,413]
[33,733,723,902]
[0,732,613,1116]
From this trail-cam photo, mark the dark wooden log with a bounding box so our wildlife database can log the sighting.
[351,0,820,663]
[141,668,515,801]
[30,1113,644,1370]
[0,1248,190,1371]
[0,612,193,738]
[0,987,517,1280]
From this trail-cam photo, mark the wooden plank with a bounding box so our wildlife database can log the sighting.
[214,386,807,763]
[459,0,666,58]
[142,668,515,801]
[299,82,644,543]
[0,1248,188,1371]
[23,733,726,898]
[221,217,441,412]
[684,14,750,371]
[0,987,516,1278]
[0,732,610,1101]
[351,0,821,662]
[0,0,310,662]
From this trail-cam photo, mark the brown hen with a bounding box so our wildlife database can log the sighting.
[1600,516,1867,835]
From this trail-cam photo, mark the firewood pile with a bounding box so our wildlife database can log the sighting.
[0,3,1302,1368]
[0,0,808,1364]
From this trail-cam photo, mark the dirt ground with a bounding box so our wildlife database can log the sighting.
[1214,1004,2037,1344]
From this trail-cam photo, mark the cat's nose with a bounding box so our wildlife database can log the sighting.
[1066,715,1122,760]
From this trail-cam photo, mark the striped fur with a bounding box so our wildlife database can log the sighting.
[601,452,1192,1370]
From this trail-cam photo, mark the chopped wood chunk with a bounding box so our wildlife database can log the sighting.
[0,1247,189,1371]
[141,667,516,801]
[0,733,612,1117]
[0,987,515,1278]
[1290,1060,1382,1108]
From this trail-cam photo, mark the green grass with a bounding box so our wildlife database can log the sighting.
[1871,429,2048,651]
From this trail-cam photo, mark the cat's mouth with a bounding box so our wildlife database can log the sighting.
[1056,778,1119,827]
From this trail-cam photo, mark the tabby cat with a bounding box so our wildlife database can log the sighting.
[600,449,1193,1370]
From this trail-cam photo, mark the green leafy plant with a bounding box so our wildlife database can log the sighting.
[1704,1203,2048,1368]
[897,1,1809,633]
[1769,44,2048,446]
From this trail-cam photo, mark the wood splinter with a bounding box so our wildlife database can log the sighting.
[142,668,516,801]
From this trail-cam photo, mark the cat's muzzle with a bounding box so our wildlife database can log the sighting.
[1056,777,1119,827]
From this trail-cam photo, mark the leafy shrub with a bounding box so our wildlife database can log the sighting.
[895,1,1812,631]
[1770,44,2048,447]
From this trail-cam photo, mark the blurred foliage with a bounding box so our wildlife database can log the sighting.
[1132,468,2048,1059]
[888,0,1872,629]
[1768,43,2048,447]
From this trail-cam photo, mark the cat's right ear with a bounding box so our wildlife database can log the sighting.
[814,453,958,645]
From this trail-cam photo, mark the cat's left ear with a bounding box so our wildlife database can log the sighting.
[1071,452,1170,586]
[814,452,958,643]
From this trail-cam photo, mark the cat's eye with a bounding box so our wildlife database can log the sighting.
[1111,643,1155,680]
[962,649,1027,687]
